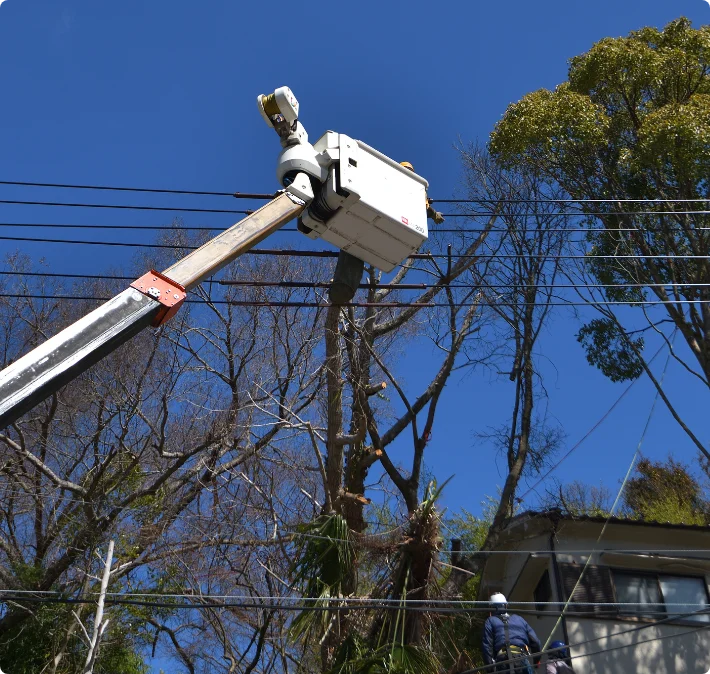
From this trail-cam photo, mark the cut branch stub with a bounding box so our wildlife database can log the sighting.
[365,382,387,396]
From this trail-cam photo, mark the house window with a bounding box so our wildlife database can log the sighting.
[534,570,552,613]
[558,564,710,622]
[612,572,663,619]
[612,571,710,624]
[558,564,617,617]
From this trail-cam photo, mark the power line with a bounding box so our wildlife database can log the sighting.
[0,589,706,611]
[0,485,707,559]
[437,226,710,232]
[2,294,709,308]
[2,197,710,219]
[3,590,710,668]
[3,234,710,261]
[462,604,710,674]
[3,222,710,235]
[433,197,710,204]
[0,198,254,215]
[3,180,709,205]
[5,270,709,292]
[567,625,709,667]
[0,180,274,200]
[463,617,710,674]
[445,210,710,217]
[0,222,262,232]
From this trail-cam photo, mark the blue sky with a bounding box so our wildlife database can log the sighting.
[0,0,709,665]
[1,0,708,504]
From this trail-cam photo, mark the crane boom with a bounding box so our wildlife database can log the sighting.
[0,85,431,429]
[0,193,304,429]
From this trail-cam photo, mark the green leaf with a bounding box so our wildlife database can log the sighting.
[577,318,644,382]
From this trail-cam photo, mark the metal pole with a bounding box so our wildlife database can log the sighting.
[0,193,304,428]
[82,540,115,674]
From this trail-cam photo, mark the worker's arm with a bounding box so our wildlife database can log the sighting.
[426,199,445,224]
[481,617,495,665]
[526,620,542,666]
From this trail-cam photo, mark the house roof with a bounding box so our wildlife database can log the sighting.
[479,509,710,598]
[510,508,710,533]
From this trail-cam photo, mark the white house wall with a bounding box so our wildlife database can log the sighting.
[483,519,710,674]
[566,617,709,674]
[554,523,710,674]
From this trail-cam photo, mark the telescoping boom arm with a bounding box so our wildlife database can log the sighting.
[0,194,305,428]
[0,87,430,429]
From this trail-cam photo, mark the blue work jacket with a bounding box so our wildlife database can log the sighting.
[482,613,542,665]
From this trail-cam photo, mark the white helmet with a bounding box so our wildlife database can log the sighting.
[490,593,508,612]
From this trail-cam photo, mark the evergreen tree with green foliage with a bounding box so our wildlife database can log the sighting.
[490,17,710,460]
[0,603,147,674]
[624,457,709,525]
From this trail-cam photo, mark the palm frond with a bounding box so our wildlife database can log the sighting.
[329,643,439,674]
[289,513,354,642]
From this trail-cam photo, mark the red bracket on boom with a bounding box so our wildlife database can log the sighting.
[130,270,187,327]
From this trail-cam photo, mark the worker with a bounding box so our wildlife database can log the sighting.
[399,161,445,224]
[546,641,575,673]
[482,593,541,673]
[328,161,443,305]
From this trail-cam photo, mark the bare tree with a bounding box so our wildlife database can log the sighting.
[0,247,323,673]
[443,145,567,597]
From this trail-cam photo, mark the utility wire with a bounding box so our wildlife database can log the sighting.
[0,588,710,608]
[0,180,274,200]
[3,270,710,293]
[3,180,709,205]
[0,484,706,558]
[1,294,709,308]
[3,591,710,668]
[3,222,710,235]
[2,197,710,218]
[444,210,710,217]
[0,199,254,215]
[465,609,710,674]
[565,625,709,667]
[4,234,710,261]
[0,222,276,232]
[432,197,710,204]
[4,204,710,220]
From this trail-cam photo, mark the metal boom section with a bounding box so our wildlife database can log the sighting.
[0,193,304,428]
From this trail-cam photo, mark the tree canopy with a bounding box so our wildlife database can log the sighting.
[491,18,710,459]
[490,17,710,198]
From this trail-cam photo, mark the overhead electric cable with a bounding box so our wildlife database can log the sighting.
[0,590,706,612]
[432,197,710,204]
[1,293,709,308]
[0,180,274,199]
[0,483,707,557]
[3,222,710,234]
[3,179,709,204]
[1,270,709,293]
[1,197,710,218]
[3,234,710,261]
[0,198,253,215]
[443,210,710,217]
